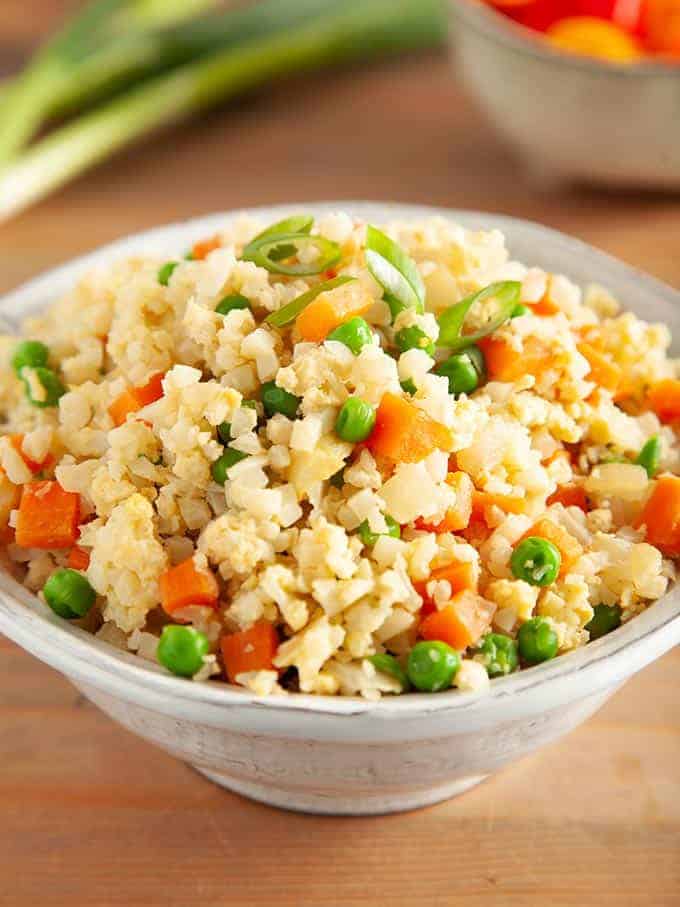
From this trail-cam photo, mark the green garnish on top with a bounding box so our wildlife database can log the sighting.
[365,224,425,321]
[438,281,521,352]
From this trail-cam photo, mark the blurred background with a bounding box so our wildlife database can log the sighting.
[0,3,679,905]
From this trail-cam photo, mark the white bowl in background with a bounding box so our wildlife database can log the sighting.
[449,0,680,189]
[0,202,679,815]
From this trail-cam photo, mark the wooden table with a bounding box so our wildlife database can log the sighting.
[1,5,679,905]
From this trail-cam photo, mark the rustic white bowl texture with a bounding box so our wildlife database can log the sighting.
[0,203,679,815]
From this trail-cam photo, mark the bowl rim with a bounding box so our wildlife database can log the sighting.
[1,200,680,719]
[450,0,679,78]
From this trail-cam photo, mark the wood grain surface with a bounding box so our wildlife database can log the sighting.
[1,4,679,906]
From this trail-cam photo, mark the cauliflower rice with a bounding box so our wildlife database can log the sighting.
[1,211,678,698]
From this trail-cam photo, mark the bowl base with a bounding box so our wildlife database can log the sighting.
[190,764,487,815]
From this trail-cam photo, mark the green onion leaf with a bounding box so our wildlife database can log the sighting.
[365,224,425,321]
[242,232,341,276]
[437,281,521,352]
[242,215,314,256]
[266,275,355,328]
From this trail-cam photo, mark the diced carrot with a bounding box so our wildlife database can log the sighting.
[648,379,680,424]
[192,235,221,260]
[221,620,279,683]
[367,393,452,463]
[159,556,219,617]
[478,336,549,383]
[108,372,165,427]
[635,475,680,556]
[547,483,588,511]
[296,285,372,343]
[67,546,91,571]
[415,559,479,616]
[9,434,54,473]
[15,481,80,550]
[531,293,561,316]
[415,471,474,533]
[521,517,583,576]
[460,515,492,546]
[419,590,496,651]
[0,468,20,530]
[472,490,527,521]
[578,342,622,394]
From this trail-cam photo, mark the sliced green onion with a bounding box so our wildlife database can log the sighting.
[242,215,314,255]
[241,231,341,276]
[266,275,355,328]
[365,224,425,320]
[635,435,661,478]
[437,281,521,352]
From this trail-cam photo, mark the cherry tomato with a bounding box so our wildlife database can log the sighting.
[546,15,643,59]
[640,0,680,56]
[576,0,643,31]
[505,0,578,32]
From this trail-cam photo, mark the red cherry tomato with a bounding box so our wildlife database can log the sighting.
[576,0,643,31]
[504,0,578,32]
[640,0,680,56]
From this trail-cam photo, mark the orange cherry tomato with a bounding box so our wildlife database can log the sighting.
[640,0,680,56]
[546,16,643,59]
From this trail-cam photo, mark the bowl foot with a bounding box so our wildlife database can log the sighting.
[190,764,487,815]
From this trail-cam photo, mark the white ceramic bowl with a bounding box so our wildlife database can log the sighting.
[1,203,679,816]
[450,0,680,189]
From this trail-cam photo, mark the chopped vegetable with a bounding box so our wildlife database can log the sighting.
[419,590,496,650]
[435,350,482,396]
[221,620,279,683]
[266,275,355,328]
[217,421,232,444]
[367,653,410,691]
[511,536,562,586]
[394,325,434,356]
[159,556,219,616]
[511,303,530,318]
[335,397,376,443]
[157,625,209,677]
[472,490,527,519]
[547,483,588,511]
[327,316,373,354]
[67,546,91,571]
[9,433,54,474]
[400,377,417,395]
[216,293,251,315]
[261,381,300,419]
[358,514,400,546]
[415,559,478,617]
[365,224,425,320]
[243,215,314,254]
[242,232,341,276]
[12,340,49,375]
[407,640,460,692]
[296,282,371,343]
[43,568,96,619]
[521,518,583,576]
[586,603,622,640]
[518,617,559,664]
[578,342,622,394]
[367,392,452,462]
[158,261,179,286]
[15,480,80,549]
[648,379,680,423]
[415,471,474,533]
[23,367,66,408]
[476,633,519,677]
[547,16,642,61]
[635,474,680,556]
[636,435,661,478]
[108,372,165,426]
[211,447,248,485]
[477,335,549,383]
[437,281,520,352]
[191,235,221,260]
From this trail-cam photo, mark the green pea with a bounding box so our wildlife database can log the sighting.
[511,304,530,318]
[327,317,372,355]
[261,381,300,419]
[43,568,96,620]
[407,640,461,692]
[157,625,209,677]
[400,378,417,395]
[635,435,661,478]
[24,367,66,408]
[358,514,400,546]
[586,603,622,640]
[511,537,561,587]
[211,447,248,484]
[394,325,435,357]
[518,617,559,664]
[12,340,49,376]
[216,293,251,316]
[477,633,519,678]
[435,351,481,397]
[158,261,179,286]
[335,397,376,443]
[367,653,411,691]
